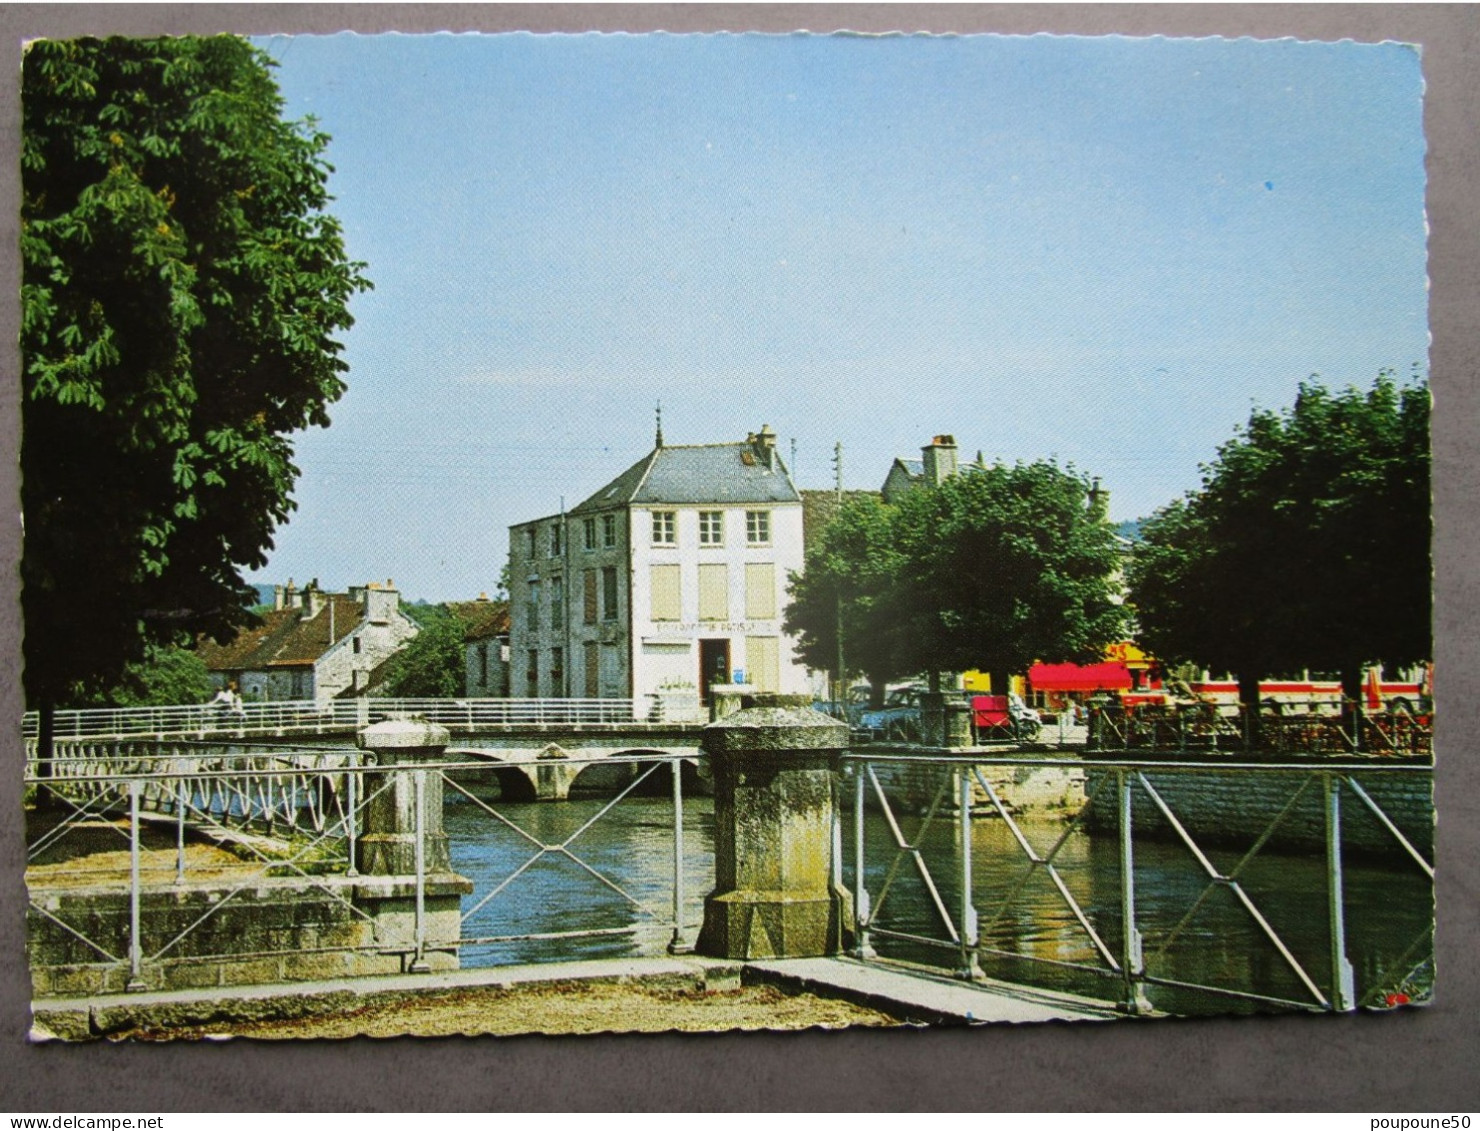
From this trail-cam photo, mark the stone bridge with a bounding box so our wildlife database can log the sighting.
[440,723,705,801]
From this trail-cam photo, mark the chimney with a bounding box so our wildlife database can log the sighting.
[922,434,958,486]
[273,584,285,611]
[285,578,298,609]
[753,424,777,470]
[366,579,399,625]
[306,580,324,618]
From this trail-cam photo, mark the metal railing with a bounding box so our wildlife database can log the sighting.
[22,696,711,744]
[24,743,705,993]
[842,750,1433,1015]
[1087,699,1432,757]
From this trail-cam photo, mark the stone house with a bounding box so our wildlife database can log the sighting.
[507,424,809,710]
[880,434,960,502]
[447,596,511,697]
[197,579,419,702]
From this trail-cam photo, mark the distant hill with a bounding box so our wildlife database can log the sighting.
[1114,519,1144,542]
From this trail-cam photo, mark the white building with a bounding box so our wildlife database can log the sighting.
[508,424,809,711]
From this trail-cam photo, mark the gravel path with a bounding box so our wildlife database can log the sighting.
[114,980,900,1040]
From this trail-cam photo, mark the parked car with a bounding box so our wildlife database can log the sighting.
[859,685,926,742]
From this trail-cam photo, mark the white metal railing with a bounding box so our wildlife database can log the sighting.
[24,742,705,992]
[22,696,712,742]
[842,751,1434,1016]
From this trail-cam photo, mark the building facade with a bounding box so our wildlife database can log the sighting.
[508,425,809,710]
[197,580,419,703]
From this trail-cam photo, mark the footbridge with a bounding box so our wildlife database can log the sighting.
[26,697,708,802]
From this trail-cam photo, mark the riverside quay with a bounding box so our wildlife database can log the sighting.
[23,692,1433,1036]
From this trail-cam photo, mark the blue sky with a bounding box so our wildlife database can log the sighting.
[246,32,1428,602]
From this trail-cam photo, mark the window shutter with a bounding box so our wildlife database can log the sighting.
[650,564,681,621]
[698,563,729,621]
[744,562,776,619]
[583,569,598,624]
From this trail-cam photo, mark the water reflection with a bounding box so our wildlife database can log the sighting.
[441,781,1432,1017]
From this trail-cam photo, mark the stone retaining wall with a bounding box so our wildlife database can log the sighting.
[27,874,468,998]
[1080,766,1433,858]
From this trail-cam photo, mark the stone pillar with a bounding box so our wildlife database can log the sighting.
[357,718,452,875]
[353,718,470,974]
[944,698,973,748]
[709,683,754,722]
[697,706,851,960]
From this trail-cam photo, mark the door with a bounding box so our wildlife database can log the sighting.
[698,638,731,702]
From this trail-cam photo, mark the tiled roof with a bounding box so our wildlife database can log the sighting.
[894,458,924,479]
[571,440,800,514]
[446,599,510,642]
[195,609,300,671]
[196,594,367,672]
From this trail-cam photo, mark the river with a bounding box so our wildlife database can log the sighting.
[442,788,1433,1017]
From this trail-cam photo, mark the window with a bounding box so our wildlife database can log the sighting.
[583,517,597,551]
[352,637,363,655]
[745,562,777,619]
[526,650,539,695]
[652,511,676,545]
[478,643,489,686]
[698,563,729,621]
[602,566,619,621]
[699,511,724,545]
[527,579,541,633]
[650,564,681,621]
[525,528,536,557]
[549,523,562,557]
[550,575,564,631]
[602,513,617,547]
[550,647,564,694]
[583,569,598,625]
[746,510,771,545]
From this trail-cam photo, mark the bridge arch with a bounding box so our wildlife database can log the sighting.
[567,750,705,798]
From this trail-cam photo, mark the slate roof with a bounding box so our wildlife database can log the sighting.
[570,441,801,515]
[196,594,368,672]
[446,599,510,643]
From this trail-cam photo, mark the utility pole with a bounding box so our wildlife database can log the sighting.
[833,442,845,706]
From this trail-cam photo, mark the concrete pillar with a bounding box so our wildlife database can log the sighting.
[920,691,947,746]
[697,706,851,960]
[357,718,452,875]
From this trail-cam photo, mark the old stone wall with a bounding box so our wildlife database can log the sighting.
[28,875,464,998]
[1079,767,1433,858]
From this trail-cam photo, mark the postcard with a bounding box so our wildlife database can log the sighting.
[18,29,1433,1044]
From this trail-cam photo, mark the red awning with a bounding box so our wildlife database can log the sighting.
[1029,662,1133,692]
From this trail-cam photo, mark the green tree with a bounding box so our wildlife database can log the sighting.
[379,608,466,698]
[65,644,213,708]
[1127,372,1431,720]
[891,462,1129,692]
[785,495,909,703]
[21,37,371,748]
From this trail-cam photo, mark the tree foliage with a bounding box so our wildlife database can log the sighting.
[890,463,1130,688]
[378,607,465,698]
[20,36,371,711]
[787,464,1128,693]
[785,495,909,695]
[63,644,213,708]
[1126,372,1431,698]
